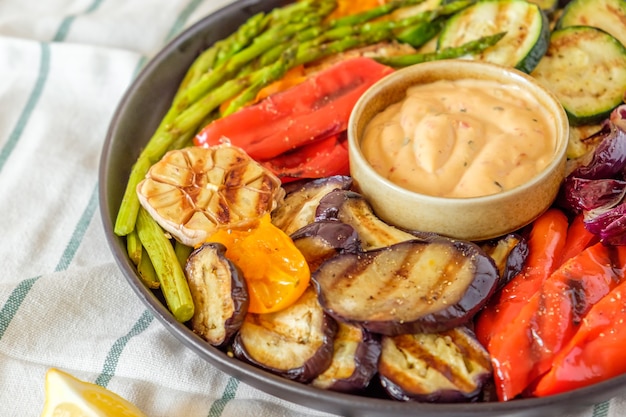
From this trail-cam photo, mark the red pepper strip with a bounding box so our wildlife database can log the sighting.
[560,213,599,264]
[531,243,626,376]
[260,133,349,183]
[193,57,394,160]
[474,208,568,348]
[488,242,626,401]
[487,294,539,401]
[533,277,626,397]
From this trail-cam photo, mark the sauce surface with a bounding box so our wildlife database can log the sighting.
[360,78,556,198]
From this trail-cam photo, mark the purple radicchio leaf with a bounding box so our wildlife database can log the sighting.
[562,177,626,212]
[568,118,626,181]
[585,202,626,246]
[559,106,626,215]
[565,105,626,245]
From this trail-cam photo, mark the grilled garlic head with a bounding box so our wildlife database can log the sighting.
[137,145,284,247]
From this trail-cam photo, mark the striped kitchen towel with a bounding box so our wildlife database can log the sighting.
[0,1,334,416]
[0,0,622,416]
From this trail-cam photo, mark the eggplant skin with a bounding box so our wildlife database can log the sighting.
[281,174,353,196]
[480,233,529,290]
[315,190,433,250]
[232,287,337,383]
[291,220,361,272]
[312,239,499,335]
[271,175,352,236]
[378,327,493,403]
[311,322,381,393]
[185,243,249,347]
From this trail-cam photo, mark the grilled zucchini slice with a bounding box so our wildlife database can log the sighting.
[528,0,559,16]
[531,25,626,125]
[437,0,550,73]
[557,0,626,47]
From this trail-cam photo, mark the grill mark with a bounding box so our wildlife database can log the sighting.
[451,329,492,371]
[406,245,467,305]
[311,77,363,111]
[567,278,588,326]
[610,4,626,28]
[366,246,426,310]
[323,242,475,320]
[212,194,232,224]
[390,332,479,393]
[222,163,277,219]
[347,252,375,279]
[530,244,625,360]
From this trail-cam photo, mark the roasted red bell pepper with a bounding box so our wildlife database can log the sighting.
[194,57,394,161]
[532,277,626,396]
[487,241,626,401]
[560,213,599,263]
[532,243,626,372]
[475,208,569,348]
[260,133,349,183]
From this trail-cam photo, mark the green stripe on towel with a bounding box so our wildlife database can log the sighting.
[165,0,206,42]
[56,185,99,271]
[0,184,99,340]
[133,0,206,76]
[0,277,39,339]
[0,43,50,176]
[53,0,106,42]
[208,377,239,417]
[95,309,154,388]
[0,39,80,341]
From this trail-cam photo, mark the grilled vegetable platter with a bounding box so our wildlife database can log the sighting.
[100,0,626,414]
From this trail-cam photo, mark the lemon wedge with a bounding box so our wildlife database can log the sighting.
[41,368,147,417]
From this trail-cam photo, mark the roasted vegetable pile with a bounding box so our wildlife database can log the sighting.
[112,0,626,405]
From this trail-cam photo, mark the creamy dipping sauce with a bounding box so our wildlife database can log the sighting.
[360,78,556,198]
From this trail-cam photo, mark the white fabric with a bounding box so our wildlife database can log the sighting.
[0,1,623,416]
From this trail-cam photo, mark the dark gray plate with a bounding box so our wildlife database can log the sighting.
[99,1,626,415]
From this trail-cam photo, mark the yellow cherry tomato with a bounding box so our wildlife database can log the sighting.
[207,214,310,314]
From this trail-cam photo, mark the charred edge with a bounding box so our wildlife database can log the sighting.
[389,332,483,396]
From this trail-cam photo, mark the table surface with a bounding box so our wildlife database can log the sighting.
[0,1,623,416]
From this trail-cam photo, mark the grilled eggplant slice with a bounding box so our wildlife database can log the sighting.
[378,327,492,403]
[271,175,352,236]
[232,287,337,383]
[311,322,381,393]
[316,190,431,250]
[291,221,361,272]
[480,233,529,289]
[185,243,248,347]
[312,239,499,335]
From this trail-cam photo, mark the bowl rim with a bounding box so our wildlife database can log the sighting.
[348,59,570,203]
[98,1,626,416]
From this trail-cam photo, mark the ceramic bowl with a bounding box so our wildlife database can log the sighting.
[100,1,626,416]
[348,60,569,241]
